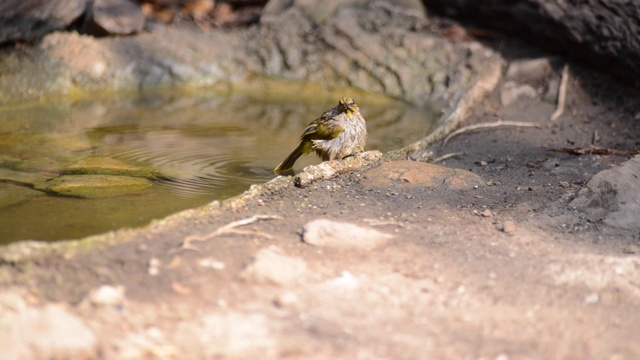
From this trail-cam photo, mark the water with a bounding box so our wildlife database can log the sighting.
[0,88,437,243]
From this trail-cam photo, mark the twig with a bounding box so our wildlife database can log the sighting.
[591,130,599,146]
[432,152,464,163]
[552,147,631,156]
[180,215,281,250]
[550,64,570,121]
[442,120,541,145]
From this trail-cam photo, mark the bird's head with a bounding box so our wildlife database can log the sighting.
[338,97,359,119]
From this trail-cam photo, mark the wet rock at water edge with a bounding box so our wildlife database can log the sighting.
[303,219,392,250]
[63,156,166,179]
[34,174,153,198]
[0,183,46,210]
[0,168,58,187]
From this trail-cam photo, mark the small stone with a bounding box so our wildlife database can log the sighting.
[479,161,488,166]
[148,257,161,276]
[302,219,392,250]
[89,285,125,306]
[198,258,226,270]
[500,220,517,234]
[240,247,307,286]
[622,245,639,254]
[505,57,557,82]
[584,293,600,304]
[481,209,493,217]
[500,81,538,106]
[273,292,299,308]
[558,181,571,188]
[85,0,145,36]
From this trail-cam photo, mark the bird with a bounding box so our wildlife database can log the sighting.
[274,97,367,175]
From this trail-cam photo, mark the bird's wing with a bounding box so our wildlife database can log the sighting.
[300,117,344,140]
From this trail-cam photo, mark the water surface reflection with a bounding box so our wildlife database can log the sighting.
[0,90,437,243]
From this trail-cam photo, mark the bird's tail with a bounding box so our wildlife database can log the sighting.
[274,142,309,175]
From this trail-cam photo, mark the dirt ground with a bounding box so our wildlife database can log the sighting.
[1,44,640,359]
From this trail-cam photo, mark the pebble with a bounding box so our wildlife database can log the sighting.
[505,57,557,82]
[198,258,226,270]
[584,293,600,304]
[148,257,161,276]
[240,247,307,286]
[500,220,517,234]
[481,209,493,217]
[302,219,393,250]
[89,284,125,306]
[500,81,538,106]
[623,245,639,254]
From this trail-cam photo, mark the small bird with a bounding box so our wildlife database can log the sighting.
[274,97,367,175]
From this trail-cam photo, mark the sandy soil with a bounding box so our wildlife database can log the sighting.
[1,44,639,359]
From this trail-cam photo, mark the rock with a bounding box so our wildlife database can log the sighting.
[0,168,57,187]
[0,0,86,44]
[294,151,383,188]
[34,174,153,198]
[505,57,558,83]
[263,0,426,25]
[569,158,640,231]
[88,284,125,306]
[85,0,146,36]
[543,77,560,103]
[426,0,640,83]
[500,81,538,106]
[148,258,161,276]
[480,209,493,217]
[0,304,98,359]
[198,258,226,270]
[361,161,485,190]
[0,183,45,209]
[500,220,517,234]
[63,157,165,179]
[240,247,307,286]
[303,219,392,250]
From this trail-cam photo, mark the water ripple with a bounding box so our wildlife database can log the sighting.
[109,147,255,197]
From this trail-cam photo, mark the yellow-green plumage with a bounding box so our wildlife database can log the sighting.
[274,97,367,175]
